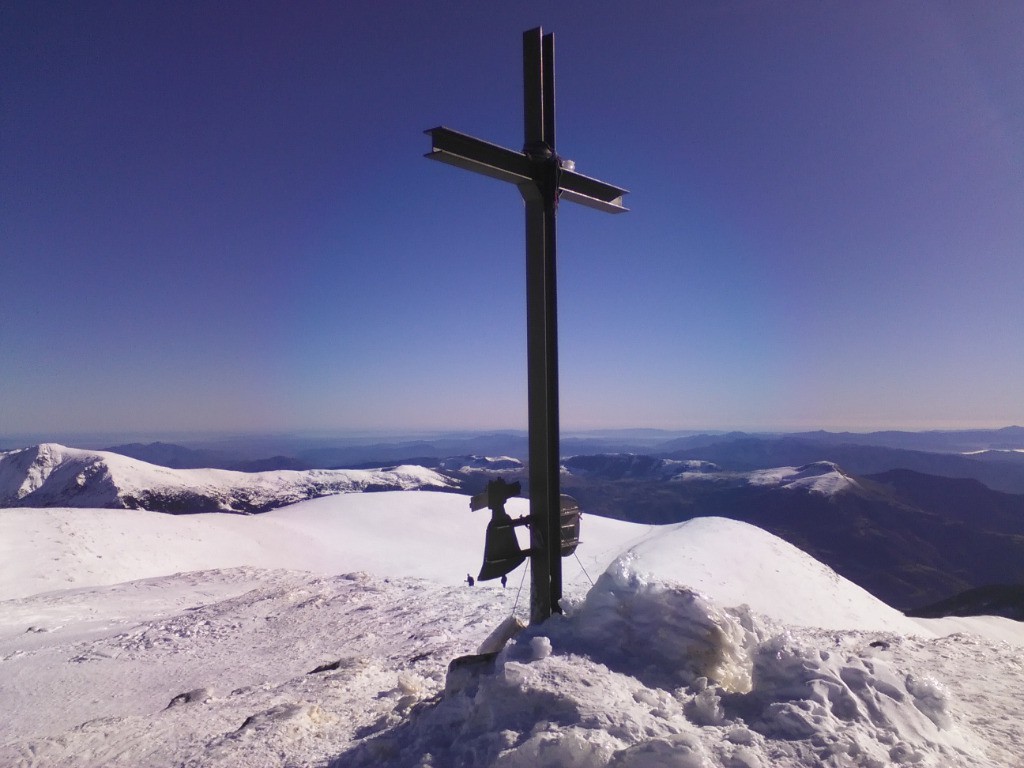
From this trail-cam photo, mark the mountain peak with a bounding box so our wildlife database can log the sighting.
[747,461,858,495]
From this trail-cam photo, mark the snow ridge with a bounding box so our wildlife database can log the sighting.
[746,461,860,495]
[0,444,457,513]
[675,460,859,496]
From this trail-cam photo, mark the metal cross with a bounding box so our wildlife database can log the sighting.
[425,27,628,623]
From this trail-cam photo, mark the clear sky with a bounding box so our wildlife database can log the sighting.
[2,1,1022,437]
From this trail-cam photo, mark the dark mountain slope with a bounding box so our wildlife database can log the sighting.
[865,469,1024,534]
[561,461,1024,611]
[908,585,1024,621]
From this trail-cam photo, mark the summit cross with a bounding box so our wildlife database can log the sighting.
[425,27,628,623]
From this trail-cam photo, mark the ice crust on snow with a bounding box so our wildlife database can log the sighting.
[2,492,1023,766]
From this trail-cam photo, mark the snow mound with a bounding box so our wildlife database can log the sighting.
[336,556,982,768]
[619,517,924,633]
[574,554,759,694]
[0,444,456,513]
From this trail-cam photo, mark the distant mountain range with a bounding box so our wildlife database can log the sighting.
[789,426,1024,453]
[660,436,1024,494]
[87,426,1024,495]
[547,454,1024,612]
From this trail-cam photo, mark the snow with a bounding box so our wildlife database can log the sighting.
[612,517,924,633]
[0,443,456,512]
[2,491,1023,767]
[0,494,638,601]
[745,462,860,495]
[675,461,859,496]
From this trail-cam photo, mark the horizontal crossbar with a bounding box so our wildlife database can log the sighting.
[558,169,629,213]
[425,127,628,214]
[425,127,532,184]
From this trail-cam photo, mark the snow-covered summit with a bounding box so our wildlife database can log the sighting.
[0,443,456,513]
[674,460,859,496]
[746,460,860,495]
[620,515,919,632]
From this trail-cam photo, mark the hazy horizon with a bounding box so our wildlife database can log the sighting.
[4,422,1023,453]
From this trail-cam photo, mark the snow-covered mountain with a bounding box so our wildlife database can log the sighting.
[2,492,1023,766]
[0,443,456,513]
[691,460,860,495]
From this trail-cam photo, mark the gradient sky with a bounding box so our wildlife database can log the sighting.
[2,1,1022,437]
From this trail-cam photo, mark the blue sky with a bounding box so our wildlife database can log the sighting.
[2,1,1022,436]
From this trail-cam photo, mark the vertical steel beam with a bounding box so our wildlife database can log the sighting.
[541,31,562,618]
[520,26,562,623]
[542,33,556,151]
[521,180,552,624]
[523,28,544,150]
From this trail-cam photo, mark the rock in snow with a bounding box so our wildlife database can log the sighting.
[1,491,1022,767]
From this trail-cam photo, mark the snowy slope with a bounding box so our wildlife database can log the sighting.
[0,494,641,602]
[744,460,860,494]
[616,516,920,633]
[2,493,1024,767]
[3,492,1020,636]
[0,443,455,512]
[677,460,860,495]
[0,493,938,635]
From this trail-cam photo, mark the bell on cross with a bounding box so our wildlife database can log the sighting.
[471,479,529,581]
